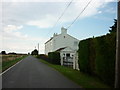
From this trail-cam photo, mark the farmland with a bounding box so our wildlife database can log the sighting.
[0,54,27,72]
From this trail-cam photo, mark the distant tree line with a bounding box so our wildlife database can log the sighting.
[0,51,27,55]
[78,19,117,86]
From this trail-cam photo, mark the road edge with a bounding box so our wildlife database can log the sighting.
[0,57,25,76]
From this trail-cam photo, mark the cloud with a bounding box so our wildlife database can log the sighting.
[23,0,115,28]
[104,7,117,14]
[3,25,28,39]
[2,24,48,53]
[4,25,23,33]
[2,36,48,54]
[27,15,56,28]
[2,0,116,29]
[98,11,102,14]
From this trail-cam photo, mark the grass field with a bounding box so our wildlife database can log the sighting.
[39,59,110,88]
[0,55,27,72]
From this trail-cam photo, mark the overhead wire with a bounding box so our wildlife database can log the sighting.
[67,0,93,29]
[46,0,74,36]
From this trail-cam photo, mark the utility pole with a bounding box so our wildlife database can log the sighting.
[115,0,120,88]
[38,43,39,55]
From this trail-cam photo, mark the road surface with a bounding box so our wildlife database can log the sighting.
[2,56,81,88]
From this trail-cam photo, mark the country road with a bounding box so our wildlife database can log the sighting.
[2,56,81,88]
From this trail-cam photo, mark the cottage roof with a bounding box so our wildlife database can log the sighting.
[55,47,67,52]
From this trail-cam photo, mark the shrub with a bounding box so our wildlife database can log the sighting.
[37,54,49,61]
[48,52,60,65]
[78,35,116,86]
[89,38,96,75]
[78,39,90,73]
[94,35,115,86]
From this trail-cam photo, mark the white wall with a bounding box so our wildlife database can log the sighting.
[53,34,79,52]
[45,39,53,55]
[45,27,79,55]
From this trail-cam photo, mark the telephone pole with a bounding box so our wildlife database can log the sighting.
[115,0,120,88]
[38,43,39,55]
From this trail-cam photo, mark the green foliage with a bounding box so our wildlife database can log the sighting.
[94,35,116,86]
[89,38,96,75]
[37,54,49,61]
[78,19,117,86]
[109,19,117,34]
[78,38,96,75]
[48,52,60,65]
[78,39,90,73]
[1,51,6,55]
[31,49,38,55]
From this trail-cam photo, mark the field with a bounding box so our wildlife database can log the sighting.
[0,54,27,72]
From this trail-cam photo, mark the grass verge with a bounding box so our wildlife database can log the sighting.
[39,59,110,88]
[2,55,27,72]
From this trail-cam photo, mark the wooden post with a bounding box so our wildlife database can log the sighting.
[115,0,120,88]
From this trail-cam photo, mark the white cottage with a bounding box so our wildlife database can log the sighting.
[45,27,79,70]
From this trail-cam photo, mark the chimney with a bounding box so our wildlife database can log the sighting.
[53,33,56,37]
[53,33,58,37]
[61,27,67,34]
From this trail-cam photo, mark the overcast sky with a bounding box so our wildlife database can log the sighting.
[0,0,117,54]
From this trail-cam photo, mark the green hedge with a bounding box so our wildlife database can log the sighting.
[78,39,90,73]
[37,54,49,61]
[78,34,116,86]
[89,38,96,75]
[78,38,96,75]
[48,52,60,65]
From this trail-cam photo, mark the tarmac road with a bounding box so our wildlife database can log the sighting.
[2,56,81,88]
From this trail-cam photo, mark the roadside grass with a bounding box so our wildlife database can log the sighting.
[39,59,110,88]
[2,55,27,72]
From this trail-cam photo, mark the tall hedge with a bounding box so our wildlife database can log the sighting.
[78,19,116,86]
[78,35,116,86]
[48,52,60,65]
[89,38,96,75]
[78,39,90,73]
[78,38,96,75]
[37,54,49,61]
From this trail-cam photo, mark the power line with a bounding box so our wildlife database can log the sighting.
[67,0,93,29]
[46,0,73,36]
[53,0,74,28]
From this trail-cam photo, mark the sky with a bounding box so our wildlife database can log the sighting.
[0,0,117,54]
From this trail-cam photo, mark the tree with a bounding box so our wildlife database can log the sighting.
[109,19,117,34]
[31,49,38,55]
[1,51,6,55]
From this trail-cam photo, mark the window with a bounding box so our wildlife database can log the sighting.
[66,53,70,57]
